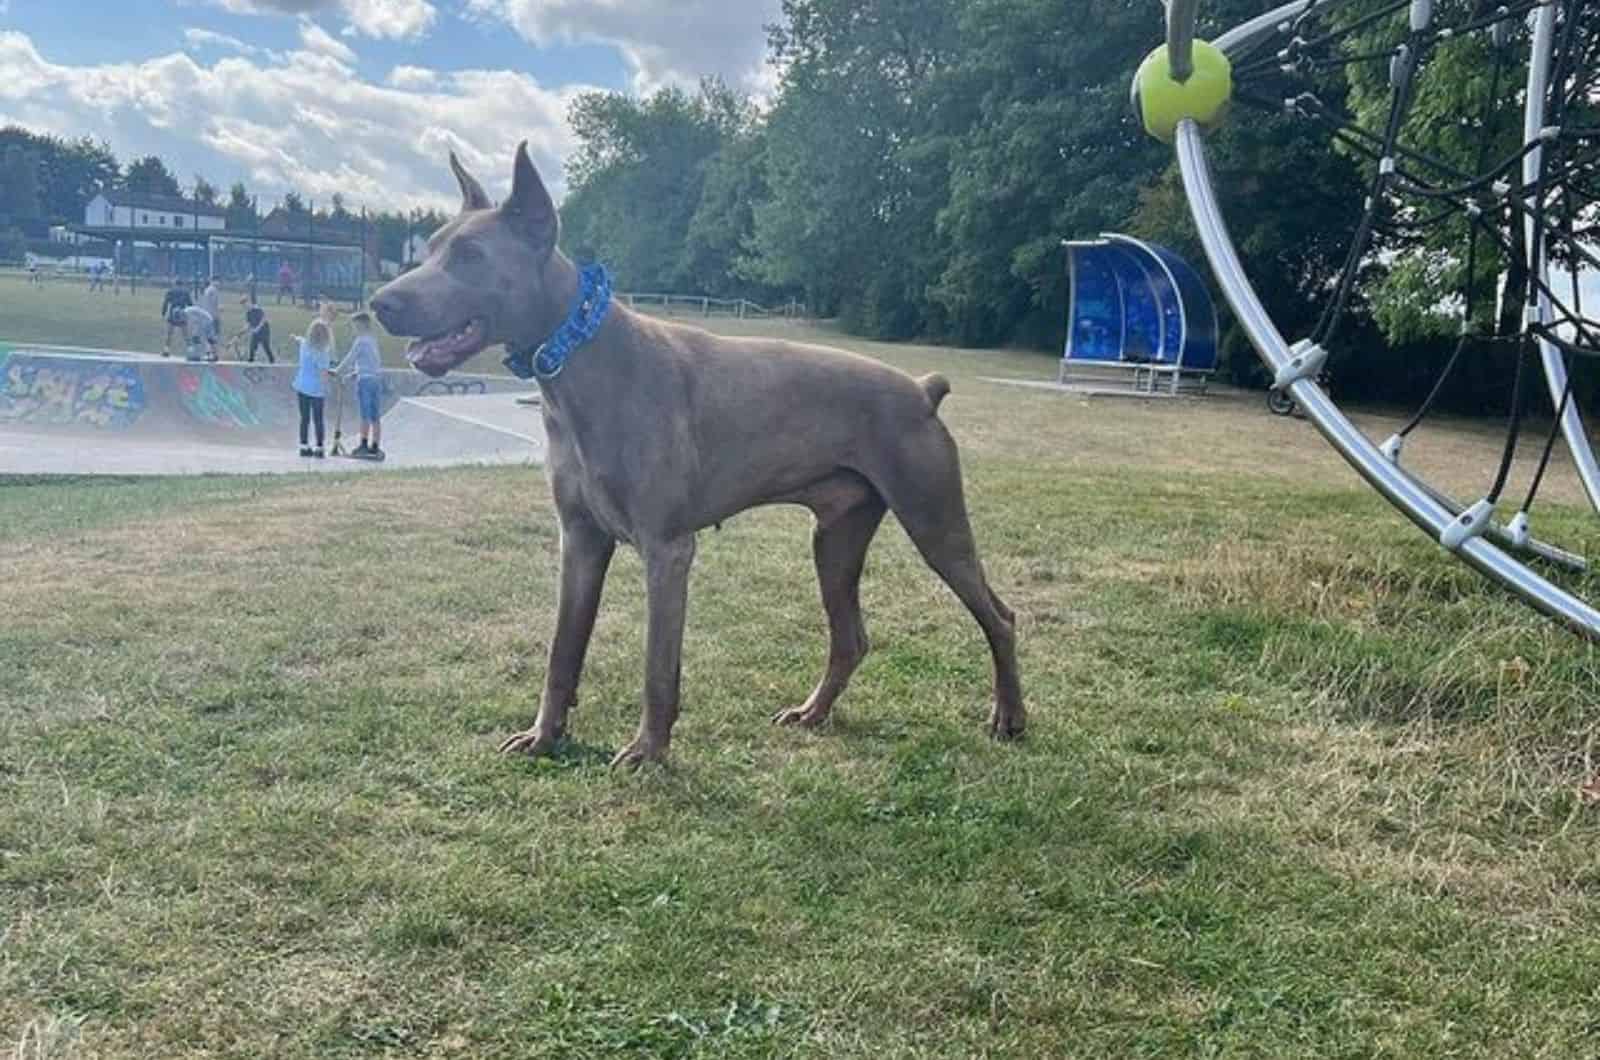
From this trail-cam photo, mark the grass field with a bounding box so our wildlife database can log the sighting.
[4,279,1600,1057]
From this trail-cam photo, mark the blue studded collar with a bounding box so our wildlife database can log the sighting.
[503,263,613,381]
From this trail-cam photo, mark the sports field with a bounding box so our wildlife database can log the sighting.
[4,275,1599,1057]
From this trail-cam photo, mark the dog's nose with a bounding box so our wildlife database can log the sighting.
[369,289,407,332]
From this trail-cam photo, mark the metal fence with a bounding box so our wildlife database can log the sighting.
[1,266,813,324]
[617,293,809,320]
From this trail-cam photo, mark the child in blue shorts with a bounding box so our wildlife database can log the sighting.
[335,311,386,460]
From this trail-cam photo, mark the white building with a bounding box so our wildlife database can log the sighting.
[84,191,228,232]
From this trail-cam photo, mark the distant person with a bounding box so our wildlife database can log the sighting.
[292,319,333,458]
[237,296,274,363]
[26,261,41,285]
[88,262,104,291]
[276,262,295,304]
[201,278,223,346]
[160,281,193,356]
[171,304,216,362]
[334,311,385,460]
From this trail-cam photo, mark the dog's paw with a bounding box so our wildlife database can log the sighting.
[770,705,829,729]
[987,704,1026,742]
[499,728,560,757]
[609,738,669,771]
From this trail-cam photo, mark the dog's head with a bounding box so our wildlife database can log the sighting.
[371,143,561,377]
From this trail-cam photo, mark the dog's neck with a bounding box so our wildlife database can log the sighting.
[507,251,630,389]
[525,251,582,346]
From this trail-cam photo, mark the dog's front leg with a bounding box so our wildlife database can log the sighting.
[501,516,615,758]
[611,534,696,770]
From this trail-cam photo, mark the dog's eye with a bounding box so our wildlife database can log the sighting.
[450,242,485,266]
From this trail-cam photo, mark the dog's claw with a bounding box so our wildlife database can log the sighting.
[609,739,668,771]
[987,704,1027,742]
[770,706,828,729]
[499,728,559,757]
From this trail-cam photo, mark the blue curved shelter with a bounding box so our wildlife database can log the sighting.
[1059,233,1218,394]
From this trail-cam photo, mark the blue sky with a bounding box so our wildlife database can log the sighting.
[0,0,780,212]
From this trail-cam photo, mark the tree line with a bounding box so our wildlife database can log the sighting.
[0,126,447,268]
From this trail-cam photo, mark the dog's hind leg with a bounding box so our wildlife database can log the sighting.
[869,428,1025,740]
[773,477,888,730]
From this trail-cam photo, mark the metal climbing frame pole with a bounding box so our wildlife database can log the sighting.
[1522,0,1600,514]
[1166,0,1202,81]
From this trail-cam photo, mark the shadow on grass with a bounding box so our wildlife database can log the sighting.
[505,737,615,771]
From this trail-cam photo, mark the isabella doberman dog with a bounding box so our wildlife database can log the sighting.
[370,145,1025,768]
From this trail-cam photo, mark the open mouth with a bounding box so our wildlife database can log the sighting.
[406,318,488,377]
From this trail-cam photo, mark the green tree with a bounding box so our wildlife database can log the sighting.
[122,155,181,197]
[225,182,257,230]
[562,78,757,293]
[0,226,26,262]
[745,0,960,336]
[0,128,118,222]
[681,129,777,300]
[925,0,1171,346]
[193,175,218,206]
[0,145,42,221]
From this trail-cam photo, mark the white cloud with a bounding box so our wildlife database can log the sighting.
[0,30,588,212]
[205,0,436,40]
[340,0,435,38]
[297,20,357,64]
[465,0,781,95]
[183,28,274,60]
[387,65,438,89]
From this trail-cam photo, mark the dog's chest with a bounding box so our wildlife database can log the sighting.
[541,404,638,543]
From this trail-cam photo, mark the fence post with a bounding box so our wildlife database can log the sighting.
[250,196,259,304]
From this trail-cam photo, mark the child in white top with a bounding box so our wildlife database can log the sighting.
[292,320,333,458]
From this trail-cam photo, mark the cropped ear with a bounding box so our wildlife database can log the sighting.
[449,151,491,211]
[502,141,559,253]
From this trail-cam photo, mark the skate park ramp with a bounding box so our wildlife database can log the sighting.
[0,345,546,475]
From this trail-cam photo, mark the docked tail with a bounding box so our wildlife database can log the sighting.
[919,373,951,411]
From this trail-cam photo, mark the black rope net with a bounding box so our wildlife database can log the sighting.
[1229,0,1599,535]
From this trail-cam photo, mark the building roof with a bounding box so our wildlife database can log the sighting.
[97,190,228,219]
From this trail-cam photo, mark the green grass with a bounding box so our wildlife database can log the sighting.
[4,292,1600,1056]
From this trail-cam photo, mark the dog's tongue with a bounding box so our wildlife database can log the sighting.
[406,321,483,374]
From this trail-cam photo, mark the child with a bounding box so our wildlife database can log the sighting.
[172,304,215,362]
[160,280,192,356]
[238,296,273,363]
[201,278,223,347]
[293,320,333,458]
[334,311,385,460]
